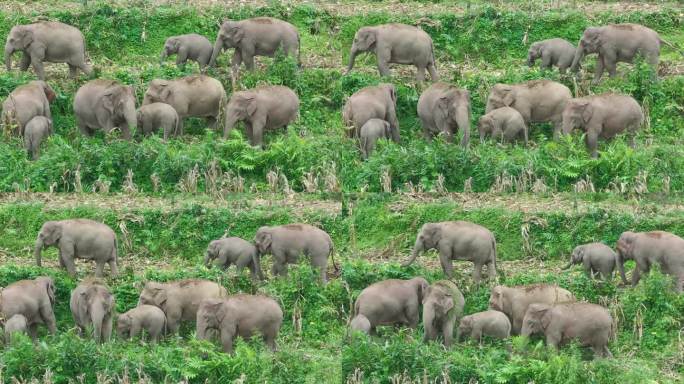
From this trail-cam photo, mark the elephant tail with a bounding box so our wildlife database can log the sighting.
[659,37,684,57]
[112,236,118,264]
[329,236,339,273]
[297,33,302,68]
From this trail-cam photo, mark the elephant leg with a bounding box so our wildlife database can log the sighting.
[68,64,78,79]
[28,323,39,341]
[206,116,217,130]
[405,304,419,329]
[540,53,552,70]
[471,326,483,344]
[109,259,119,277]
[263,326,278,351]
[415,65,426,83]
[545,332,561,351]
[175,48,188,70]
[165,310,182,334]
[59,243,77,276]
[230,51,243,86]
[95,261,105,277]
[428,63,439,81]
[29,49,46,80]
[438,248,454,278]
[487,260,496,280]
[130,322,142,340]
[376,47,391,77]
[472,263,483,285]
[631,267,642,287]
[592,56,605,85]
[102,316,113,342]
[220,328,236,354]
[602,51,618,78]
[442,319,455,347]
[250,117,267,148]
[19,53,31,71]
[77,119,92,137]
[586,128,600,158]
[243,51,256,72]
[272,258,288,277]
[40,304,57,335]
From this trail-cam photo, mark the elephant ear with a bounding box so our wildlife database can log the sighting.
[245,95,258,117]
[581,102,594,124]
[228,26,245,44]
[437,96,451,118]
[152,288,168,308]
[19,28,34,48]
[539,308,552,330]
[502,91,515,107]
[574,248,585,262]
[425,224,442,245]
[383,121,392,139]
[172,38,181,50]
[103,91,116,115]
[260,231,273,251]
[45,222,63,244]
[387,84,397,104]
[361,29,376,49]
[439,292,455,314]
[79,290,91,318]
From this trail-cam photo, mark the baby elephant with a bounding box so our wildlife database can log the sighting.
[160,34,213,72]
[70,280,115,343]
[136,103,181,140]
[23,116,52,160]
[359,118,391,159]
[458,310,511,343]
[3,314,28,344]
[204,237,264,280]
[117,305,167,343]
[561,243,617,280]
[522,302,613,358]
[478,107,528,145]
[422,280,465,347]
[527,38,576,73]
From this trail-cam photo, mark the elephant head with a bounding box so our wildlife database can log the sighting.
[520,303,551,337]
[478,115,495,142]
[488,285,512,315]
[485,84,515,114]
[35,276,56,307]
[116,313,132,339]
[79,284,114,343]
[561,245,586,270]
[527,43,542,67]
[209,21,242,66]
[34,221,63,267]
[346,26,377,73]
[196,298,226,340]
[422,284,454,339]
[142,80,172,105]
[254,227,273,256]
[457,316,473,340]
[436,89,471,147]
[160,37,180,65]
[561,99,592,135]
[223,90,257,139]
[402,223,442,267]
[4,25,33,71]
[616,231,637,285]
[571,27,601,72]
[204,240,222,267]
[138,282,168,311]
[101,85,137,134]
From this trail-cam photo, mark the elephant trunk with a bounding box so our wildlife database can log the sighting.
[123,102,137,140]
[209,37,224,67]
[616,250,629,285]
[90,306,105,343]
[520,322,532,337]
[204,252,213,268]
[196,320,210,341]
[455,106,471,148]
[561,115,574,136]
[484,99,496,114]
[223,113,238,139]
[527,53,535,67]
[422,304,436,341]
[346,48,358,73]
[402,238,423,267]
[252,251,264,280]
[4,42,13,71]
[570,45,584,73]
[34,238,44,267]
[159,49,168,66]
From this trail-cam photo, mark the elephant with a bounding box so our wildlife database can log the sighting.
[73,80,136,140]
[485,80,572,140]
[116,304,167,343]
[136,102,180,141]
[359,118,391,159]
[342,83,400,141]
[209,17,300,80]
[521,302,613,358]
[478,106,528,145]
[70,279,115,343]
[570,24,661,84]
[349,313,371,334]
[422,280,465,347]
[402,221,497,284]
[137,279,227,334]
[4,21,92,80]
[204,237,264,280]
[488,284,575,335]
[254,224,334,283]
[0,276,56,340]
[23,116,52,160]
[417,82,471,147]
[527,38,576,73]
[616,231,684,292]
[458,310,511,343]
[561,242,617,281]
[34,219,118,277]
[346,23,438,83]
[143,75,225,135]
[223,85,299,147]
[350,277,429,335]
[561,93,643,158]
[196,295,283,354]
[3,314,28,344]
[1,80,55,136]
[160,34,213,72]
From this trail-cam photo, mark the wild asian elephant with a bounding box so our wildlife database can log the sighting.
[136,102,180,141]
[117,305,167,343]
[204,237,264,280]
[0,276,56,340]
[4,21,91,80]
[561,242,617,281]
[458,310,511,343]
[3,314,28,344]
[417,82,471,147]
[527,38,576,73]
[359,118,391,159]
[616,231,684,292]
[422,280,464,347]
[1,80,55,136]
[23,116,52,160]
[73,80,136,140]
[342,83,399,141]
[70,279,115,343]
[160,34,213,72]
[478,106,528,145]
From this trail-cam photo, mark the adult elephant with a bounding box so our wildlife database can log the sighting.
[34,219,118,277]
[1,80,55,136]
[485,80,571,140]
[73,80,136,140]
[342,83,399,141]
[209,17,300,79]
[143,75,225,135]
[616,231,684,292]
[417,82,470,147]
[346,23,438,82]
[402,221,497,284]
[254,224,334,283]
[70,280,115,343]
[223,85,299,147]
[570,24,661,84]
[0,276,57,340]
[422,280,464,347]
[4,21,92,80]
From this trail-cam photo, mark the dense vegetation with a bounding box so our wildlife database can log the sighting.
[1,1,683,383]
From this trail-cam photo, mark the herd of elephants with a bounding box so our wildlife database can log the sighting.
[0,14,681,358]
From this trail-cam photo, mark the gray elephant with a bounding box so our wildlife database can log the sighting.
[223,85,299,147]
[204,237,264,280]
[478,106,528,145]
[616,231,684,292]
[74,80,136,140]
[136,102,180,141]
[1,80,55,136]
[422,280,464,347]
[561,243,617,281]
[571,24,661,84]
[359,118,391,159]
[458,310,511,343]
[417,82,470,147]
[346,23,438,82]
[160,34,213,71]
[4,21,91,80]
[521,302,613,358]
[70,279,115,343]
[210,17,300,80]
[485,80,572,140]
[116,304,167,343]
[402,221,497,284]
[34,219,118,277]
[23,116,52,160]
[561,93,643,158]
[254,224,334,283]
[196,295,283,354]
[349,313,371,334]
[143,75,225,134]
[138,279,227,334]
[342,83,399,141]
[3,314,28,344]
[350,277,429,335]
[489,284,575,335]
[0,276,56,340]
[527,38,576,73]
